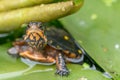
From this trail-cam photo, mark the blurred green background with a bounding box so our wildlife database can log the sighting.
[0,0,119,80]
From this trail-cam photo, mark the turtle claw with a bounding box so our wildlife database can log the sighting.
[56,69,69,76]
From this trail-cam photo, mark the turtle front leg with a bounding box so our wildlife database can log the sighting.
[8,46,20,58]
[55,52,69,76]
[7,39,27,58]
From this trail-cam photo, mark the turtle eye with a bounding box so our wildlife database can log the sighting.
[38,25,45,31]
[25,24,30,31]
[37,22,45,30]
[27,24,30,28]
[26,23,31,29]
[38,25,43,28]
[28,22,34,27]
[41,26,45,30]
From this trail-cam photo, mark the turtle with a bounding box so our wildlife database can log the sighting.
[8,22,85,76]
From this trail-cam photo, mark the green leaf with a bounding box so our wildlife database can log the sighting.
[60,0,120,79]
[0,0,83,32]
[0,0,54,12]
[0,0,114,80]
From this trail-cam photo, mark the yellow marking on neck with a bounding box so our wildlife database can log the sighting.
[64,35,69,40]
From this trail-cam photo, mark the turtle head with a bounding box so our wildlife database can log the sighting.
[24,22,47,50]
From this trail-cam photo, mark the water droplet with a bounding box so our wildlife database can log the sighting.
[115,44,119,49]
[40,4,45,7]
[91,14,98,20]
[79,20,86,26]
[102,0,117,7]
[0,5,4,9]
[78,40,83,44]
[62,7,66,11]
[78,77,88,80]
[20,0,25,3]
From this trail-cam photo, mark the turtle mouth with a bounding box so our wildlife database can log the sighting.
[26,39,41,49]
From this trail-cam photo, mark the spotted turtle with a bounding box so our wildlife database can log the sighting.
[8,22,85,76]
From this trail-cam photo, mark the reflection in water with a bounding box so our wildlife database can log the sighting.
[0,58,53,79]
[0,33,9,38]
[21,58,56,66]
[103,72,112,79]
[0,66,32,80]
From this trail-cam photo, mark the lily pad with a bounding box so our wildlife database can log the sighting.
[0,37,109,80]
[0,0,114,79]
[60,0,120,79]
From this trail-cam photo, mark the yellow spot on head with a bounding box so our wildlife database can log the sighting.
[78,50,82,54]
[64,35,69,40]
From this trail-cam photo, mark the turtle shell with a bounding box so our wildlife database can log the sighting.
[46,27,85,57]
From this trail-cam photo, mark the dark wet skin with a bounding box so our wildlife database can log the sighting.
[8,22,84,76]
